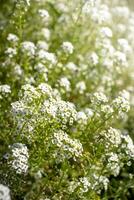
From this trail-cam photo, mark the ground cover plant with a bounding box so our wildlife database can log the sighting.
[0,0,134,199]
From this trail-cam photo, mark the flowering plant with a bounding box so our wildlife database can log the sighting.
[0,0,134,199]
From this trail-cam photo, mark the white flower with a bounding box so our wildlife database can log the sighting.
[38,9,50,21]
[117,38,132,54]
[113,51,127,67]
[77,111,88,124]
[96,38,114,56]
[56,2,69,13]
[0,85,11,94]
[91,92,108,105]
[99,176,109,191]
[0,184,11,200]
[66,62,77,72]
[5,47,17,57]
[112,6,130,20]
[38,83,52,95]
[37,50,57,64]
[113,94,130,113]
[68,181,80,193]
[79,177,91,193]
[59,77,71,91]
[7,33,19,42]
[84,108,94,118]
[34,63,48,73]
[106,153,120,176]
[62,41,74,54]
[122,134,134,159]
[41,98,77,126]
[119,90,130,101]
[82,0,99,14]
[103,58,113,69]
[37,41,49,51]
[21,41,36,56]
[100,27,113,38]
[41,28,51,41]
[101,105,114,116]
[52,130,83,158]
[100,127,121,148]
[14,64,23,76]
[76,81,86,94]
[9,143,29,174]
[42,100,58,117]
[89,52,99,65]
[117,24,126,34]
[90,5,111,24]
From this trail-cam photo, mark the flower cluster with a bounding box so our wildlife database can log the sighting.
[8,143,29,174]
[52,130,83,160]
[0,0,134,199]
[0,184,11,200]
[11,83,77,136]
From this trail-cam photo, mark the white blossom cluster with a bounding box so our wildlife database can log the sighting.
[122,133,134,159]
[38,9,50,21]
[52,130,83,159]
[77,111,88,125]
[58,77,71,92]
[105,152,121,177]
[113,94,130,114]
[7,33,19,43]
[42,99,77,127]
[97,128,134,176]
[91,91,108,105]
[37,50,57,65]
[5,47,17,58]
[79,177,91,193]
[21,41,36,57]
[8,143,29,174]
[68,178,91,194]
[0,85,11,99]
[0,184,11,200]
[99,127,122,148]
[11,83,77,135]
[61,41,74,54]
[0,85,11,94]
[90,172,109,192]
[76,81,86,94]
[68,174,109,194]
